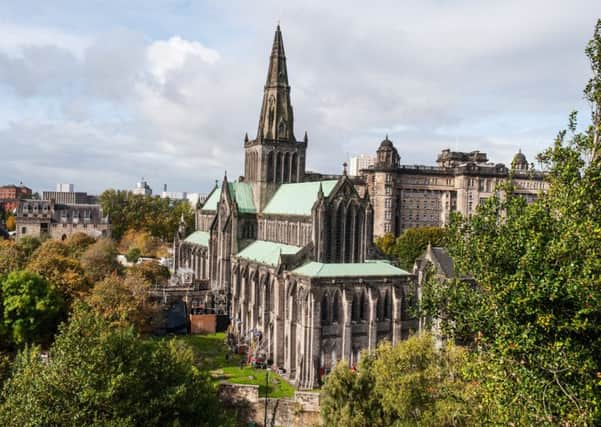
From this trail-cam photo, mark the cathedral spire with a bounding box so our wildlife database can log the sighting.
[256,25,295,143]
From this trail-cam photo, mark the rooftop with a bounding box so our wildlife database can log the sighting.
[184,230,210,247]
[262,180,338,216]
[201,182,256,214]
[235,240,302,267]
[291,261,411,278]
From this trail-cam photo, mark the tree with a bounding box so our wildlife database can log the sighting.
[4,216,15,232]
[394,227,445,270]
[421,19,601,425]
[80,238,121,282]
[126,246,141,263]
[374,233,396,256]
[85,273,160,334]
[27,240,90,303]
[320,335,477,427]
[320,355,386,427]
[0,307,231,426]
[128,261,170,285]
[0,241,27,278]
[1,271,64,347]
[15,236,41,260]
[64,232,96,258]
[99,190,194,242]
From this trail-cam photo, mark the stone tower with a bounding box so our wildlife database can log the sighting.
[244,25,307,210]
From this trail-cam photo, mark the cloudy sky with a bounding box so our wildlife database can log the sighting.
[1,1,600,194]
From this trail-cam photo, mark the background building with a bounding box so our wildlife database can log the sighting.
[0,183,32,213]
[132,178,152,196]
[42,184,96,204]
[16,200,110,241]
[349,154,376,176]
[362,138,547,236]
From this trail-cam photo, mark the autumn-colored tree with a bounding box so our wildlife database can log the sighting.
[64,232,96,258]
[0,241,27,278]
[374,233,396,256]
[4,216,15,232]
[128,260,170,285]
[80,238,121,282]
[27,240,90,303]
[85,273,159,334]
[395,227,446,270]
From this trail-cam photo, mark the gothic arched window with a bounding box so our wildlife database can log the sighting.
[283,152,290,183]
[359,290,368,321]
[267,151,274,182]
[351,292,360,322]
[321,293,329,324]
[332,292,341,323]
[384,290,392,319]
[376,293,384,321]
[291,152,298,182]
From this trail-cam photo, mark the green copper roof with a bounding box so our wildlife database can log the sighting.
[184,230,210,246]
[228,182,256,213]
[201,187,220,211]
[200,182,256,213]
[235,240,302,267]
[263,180,339,216]
[291,262,410,278]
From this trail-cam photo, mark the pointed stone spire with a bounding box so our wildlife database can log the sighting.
[343,162,348,176]
[244,132,249,143]
[317,182,324,199]
[177,213,186,239]
[304,130,308,144]
[256,24,295,143]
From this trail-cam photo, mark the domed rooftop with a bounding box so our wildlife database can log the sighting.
[379,134,394,148]
[512,149,528,170]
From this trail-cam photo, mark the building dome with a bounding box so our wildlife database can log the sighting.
[512,149,528,170]
[376,135,400,168]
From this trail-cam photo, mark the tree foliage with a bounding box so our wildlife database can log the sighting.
[421,19,601,425]
[0,307,230,426]
[320,334,477,427]
[4,216,15,232]
[80,238,121,283]
[64,232,96,258]
[85,273,160,334]
[1,271,64,348]
[99,190,194,241]
[27,240,90,303]
[375,227,446,270]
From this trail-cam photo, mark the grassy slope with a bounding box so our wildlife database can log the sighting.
[179,333,295,399]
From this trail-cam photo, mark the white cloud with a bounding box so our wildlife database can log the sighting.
[146,36,220,84]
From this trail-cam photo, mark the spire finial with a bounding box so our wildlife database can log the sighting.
[244,132,249,143]
[304,130,308,143]
[343,162,348,176]
[385,133,389,140]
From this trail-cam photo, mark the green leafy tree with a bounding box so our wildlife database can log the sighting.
[320,335,477,427]
[126,246,142,263]
[321,354,386,427]
[99,190,194,241]
[374,233,396,256]
[421,19,601,425]
[1,271,64,347]
[80,238,121,282]
[15,236,41,261]
[0,307,231,426]
[394,227,445,270]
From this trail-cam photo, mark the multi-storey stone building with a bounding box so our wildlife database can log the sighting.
[173,26,418,389]
[15,199,110,241]
[362,139,548,236]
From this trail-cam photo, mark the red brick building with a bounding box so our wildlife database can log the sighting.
[0,184,32,215]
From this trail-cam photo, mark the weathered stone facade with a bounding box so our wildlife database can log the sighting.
[173,26,417,389]
[362,140,548,236]
[15,199,110,241]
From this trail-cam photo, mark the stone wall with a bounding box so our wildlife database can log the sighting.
[219,383,321,427]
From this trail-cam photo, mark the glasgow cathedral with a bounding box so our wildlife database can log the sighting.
[173,26,417,389]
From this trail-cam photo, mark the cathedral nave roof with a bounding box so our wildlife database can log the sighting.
[200,182,256,213]
[291,260,411,278]
[235,240,302,267]
[184,230,210,246]
[262,180,338,216]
